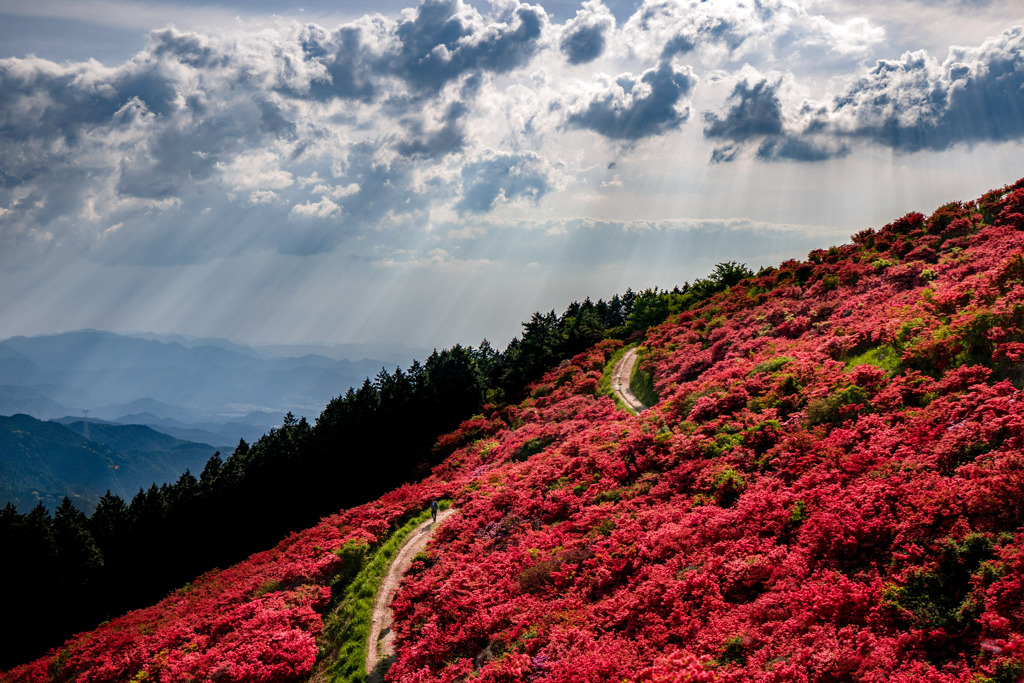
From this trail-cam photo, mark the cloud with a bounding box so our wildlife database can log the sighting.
[374,246,494,269]
[394,101,469,158]
[702,77,847,162]
[703,25,1024,162]
[565,60,696,139]
[295,24,378,102]
[704,78,784,142]
[0,0,1021,279]
[456,150,551,213]
[623,0,884,68]
[560,0,614,65]
[755,134,846,162]
[390,0,546,94]
[249,190,281,204]
[826,25,1024,151]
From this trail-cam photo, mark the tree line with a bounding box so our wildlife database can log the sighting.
[0,264,754,669]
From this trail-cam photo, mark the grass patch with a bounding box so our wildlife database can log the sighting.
[751,356,795,375]
[629,353,659,409]
[846,344,901,373]
[314,501,451,682]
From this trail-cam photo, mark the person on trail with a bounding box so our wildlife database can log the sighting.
[430,499,438,522]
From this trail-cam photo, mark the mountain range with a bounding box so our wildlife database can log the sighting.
[0,413,219,512]
[0,330,425,444]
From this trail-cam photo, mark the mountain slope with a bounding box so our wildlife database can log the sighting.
[5,178,1024,682]
[0,415,218,512]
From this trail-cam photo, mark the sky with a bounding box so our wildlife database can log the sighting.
[0,0,1022,352]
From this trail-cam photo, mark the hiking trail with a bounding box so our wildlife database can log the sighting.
[611,347,648,413]
[366,507,454,682]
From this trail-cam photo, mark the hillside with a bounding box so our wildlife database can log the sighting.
[0,414,217,512]
[5,177,1024,682]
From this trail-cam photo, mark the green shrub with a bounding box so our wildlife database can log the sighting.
[711,467,746,507]
[789,500,807,525]
[881,533,995,631]
[805,385,869,426]
[253,578,284,598]
[719,634,748,666]
[751,356,795,374]
[512,436,553,462]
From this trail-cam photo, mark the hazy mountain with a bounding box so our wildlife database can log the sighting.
[0,414,218,512]
[126,332,430,366]
[0,330,421,439]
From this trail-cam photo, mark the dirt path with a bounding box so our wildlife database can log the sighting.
[366,507,454,682]
[611,347,648,413]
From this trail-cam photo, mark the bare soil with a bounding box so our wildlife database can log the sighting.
[611,347,648,413]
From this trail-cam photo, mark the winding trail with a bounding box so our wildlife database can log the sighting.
[366,507,455,682]
[611,347,648,413]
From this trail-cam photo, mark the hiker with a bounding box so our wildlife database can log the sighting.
[430,499,438,522]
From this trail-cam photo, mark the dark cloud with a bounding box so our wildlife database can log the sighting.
[147,28,224,69]
[297,24,377,102]
[815,26,1024,154]
[709,144,739,164]
[707,26,1024,163]
[702,78,826,163]
[755,136,846,162]
[457,151,549,213]
[566,61,696,139]
[0,56,174,154]
[560,2,613,65]
[395,101,468,158]
[561,23,608,65]
[391,0,544,94]
[660,34,696,59]
[651,8,751,61]
[704,78,784,141]
[114,126,221,200]
[336,142,435,226]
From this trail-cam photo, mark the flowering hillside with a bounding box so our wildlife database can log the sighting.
[6,177,1024,682]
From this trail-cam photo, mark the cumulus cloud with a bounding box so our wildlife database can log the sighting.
[623,0,883,67]
[704,79,785,142]
[702,77,847,162]
[395,101,469,158]
[0,0,567,263]
[702,25,1024,161]
[825,26,1024,151]
[565,60,696,139]
[560,0,615,65]
[291,196,341,217]
[389,0,545,94]
[0,0,1022,275]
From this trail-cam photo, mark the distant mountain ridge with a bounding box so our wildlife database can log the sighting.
[0,330,423,443]
[0,413,218,512]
